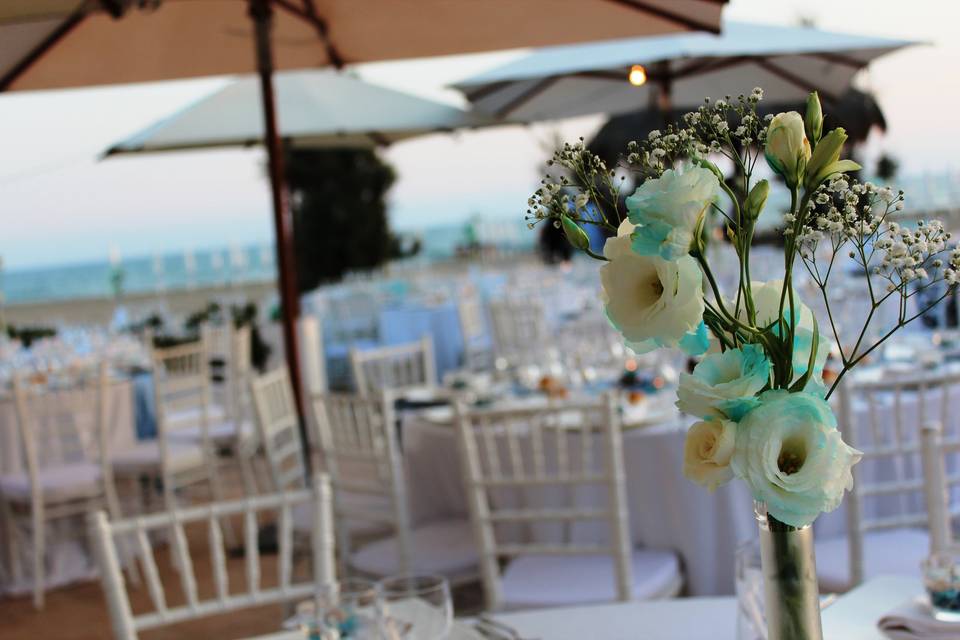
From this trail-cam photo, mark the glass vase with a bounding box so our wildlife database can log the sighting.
[755,502,823,640]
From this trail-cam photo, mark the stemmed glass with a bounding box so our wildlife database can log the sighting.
[298,578,379,639]
[375,574,452,640]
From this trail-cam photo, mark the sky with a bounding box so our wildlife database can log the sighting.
[0,0,958,270]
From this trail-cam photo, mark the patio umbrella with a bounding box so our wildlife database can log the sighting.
[454,21,914,121]
[105,69,499,154]
[0,0,727,426]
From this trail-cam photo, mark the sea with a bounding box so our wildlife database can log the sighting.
[3,219,535,305]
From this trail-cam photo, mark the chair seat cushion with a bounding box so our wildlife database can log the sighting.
[166,404,228,426]
[293,492,393,538]
[500,549,681,610]
[350,519,478,578]
[0,463,102,502]
[111,441,206,475]
[815,528,929,593]
[167,420,254,446]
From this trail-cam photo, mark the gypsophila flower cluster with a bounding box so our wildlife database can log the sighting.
[527,88,770,236]
[795,174,958,315]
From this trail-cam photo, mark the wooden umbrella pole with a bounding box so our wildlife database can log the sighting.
[249,0,310,458]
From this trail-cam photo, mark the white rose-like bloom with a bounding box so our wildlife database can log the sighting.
[731,390,862,528]
[625,165,719,260]
[601,221,704,348]
[683,418,737,491]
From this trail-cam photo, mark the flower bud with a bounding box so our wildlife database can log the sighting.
[764,112,810,189]
[693,157,725,184]
[560,215,590,251]
[744,180,770,221]
[805,128,861,188]
[805,91,823,145]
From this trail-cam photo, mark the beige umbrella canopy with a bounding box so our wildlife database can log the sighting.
[0,0,727,424]
[1,0,727,90]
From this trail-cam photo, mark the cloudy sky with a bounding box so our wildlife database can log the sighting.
[0,0,956,270]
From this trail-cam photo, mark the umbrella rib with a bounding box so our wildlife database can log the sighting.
[494,76,561,119]
[271,0,345,68]
[0,9,86,91]
[602,0,722,34]
[809,51,869,69]
[755,58,839,104]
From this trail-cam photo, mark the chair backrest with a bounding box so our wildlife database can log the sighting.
[11,364,113,497]
[250,367,307,492]
[920,421,960,554]
[836,368,960,585]
[151,338,213,473]
[349,335,436,394]
[228,324,253,425]
[488,299,547,364]
[454,394,631,610]
[298,315,328,395]
[90,474,335,640]
[458,296,492,371]
[310,391,411,577]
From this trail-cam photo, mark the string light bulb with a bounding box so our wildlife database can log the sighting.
[628,64,647,87]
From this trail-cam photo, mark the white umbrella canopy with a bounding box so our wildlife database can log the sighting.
[106,70,499,154]
[1,0,727,92]
[455,21,915,121]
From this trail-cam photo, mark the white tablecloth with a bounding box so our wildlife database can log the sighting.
[402,412,756,597]
[0,379,136,595]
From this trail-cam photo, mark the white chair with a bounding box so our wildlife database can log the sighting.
[250,367,308,494]
[920,421,960,554]
[311,391,478,583]
[458,296,492,371]
[349,335,437,395]
[454,394,682,611]
[112,340,228,514]
[90,474,335,640]
[815,371,960,592]
[298,315,328,395]
[488,299,547,365]
[169,325,254,449]
[0,365,124,608]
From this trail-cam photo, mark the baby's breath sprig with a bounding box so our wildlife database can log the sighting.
[796,176,958,390]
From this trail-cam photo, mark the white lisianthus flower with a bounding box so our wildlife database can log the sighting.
[625,165,719,260]
[746,280,830,389]
[601,221,704,349]
[676,344,771,421]
[765,112,810,189]
[731,390,862,528]
[683,418,737,491]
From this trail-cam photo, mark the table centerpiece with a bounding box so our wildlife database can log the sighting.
[525,87,957,639]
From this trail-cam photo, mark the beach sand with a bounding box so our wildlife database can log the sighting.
[2,281,278,328]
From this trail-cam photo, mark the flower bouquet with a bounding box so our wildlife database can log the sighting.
[527,88,958,639]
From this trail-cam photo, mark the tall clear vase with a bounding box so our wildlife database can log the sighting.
[755,502,824,640]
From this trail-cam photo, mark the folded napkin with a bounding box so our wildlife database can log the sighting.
[878,598,960,640]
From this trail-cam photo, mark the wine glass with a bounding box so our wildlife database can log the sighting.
[376,574,452,640]
[297,578,379,639]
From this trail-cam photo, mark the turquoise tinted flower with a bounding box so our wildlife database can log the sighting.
[628,322,710,357]
[676,344,771,421]
[626,165,719,260]
[747,280,829,386]
[731,390,862,528]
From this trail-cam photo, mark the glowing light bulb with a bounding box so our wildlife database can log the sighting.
[628,64,647,87]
